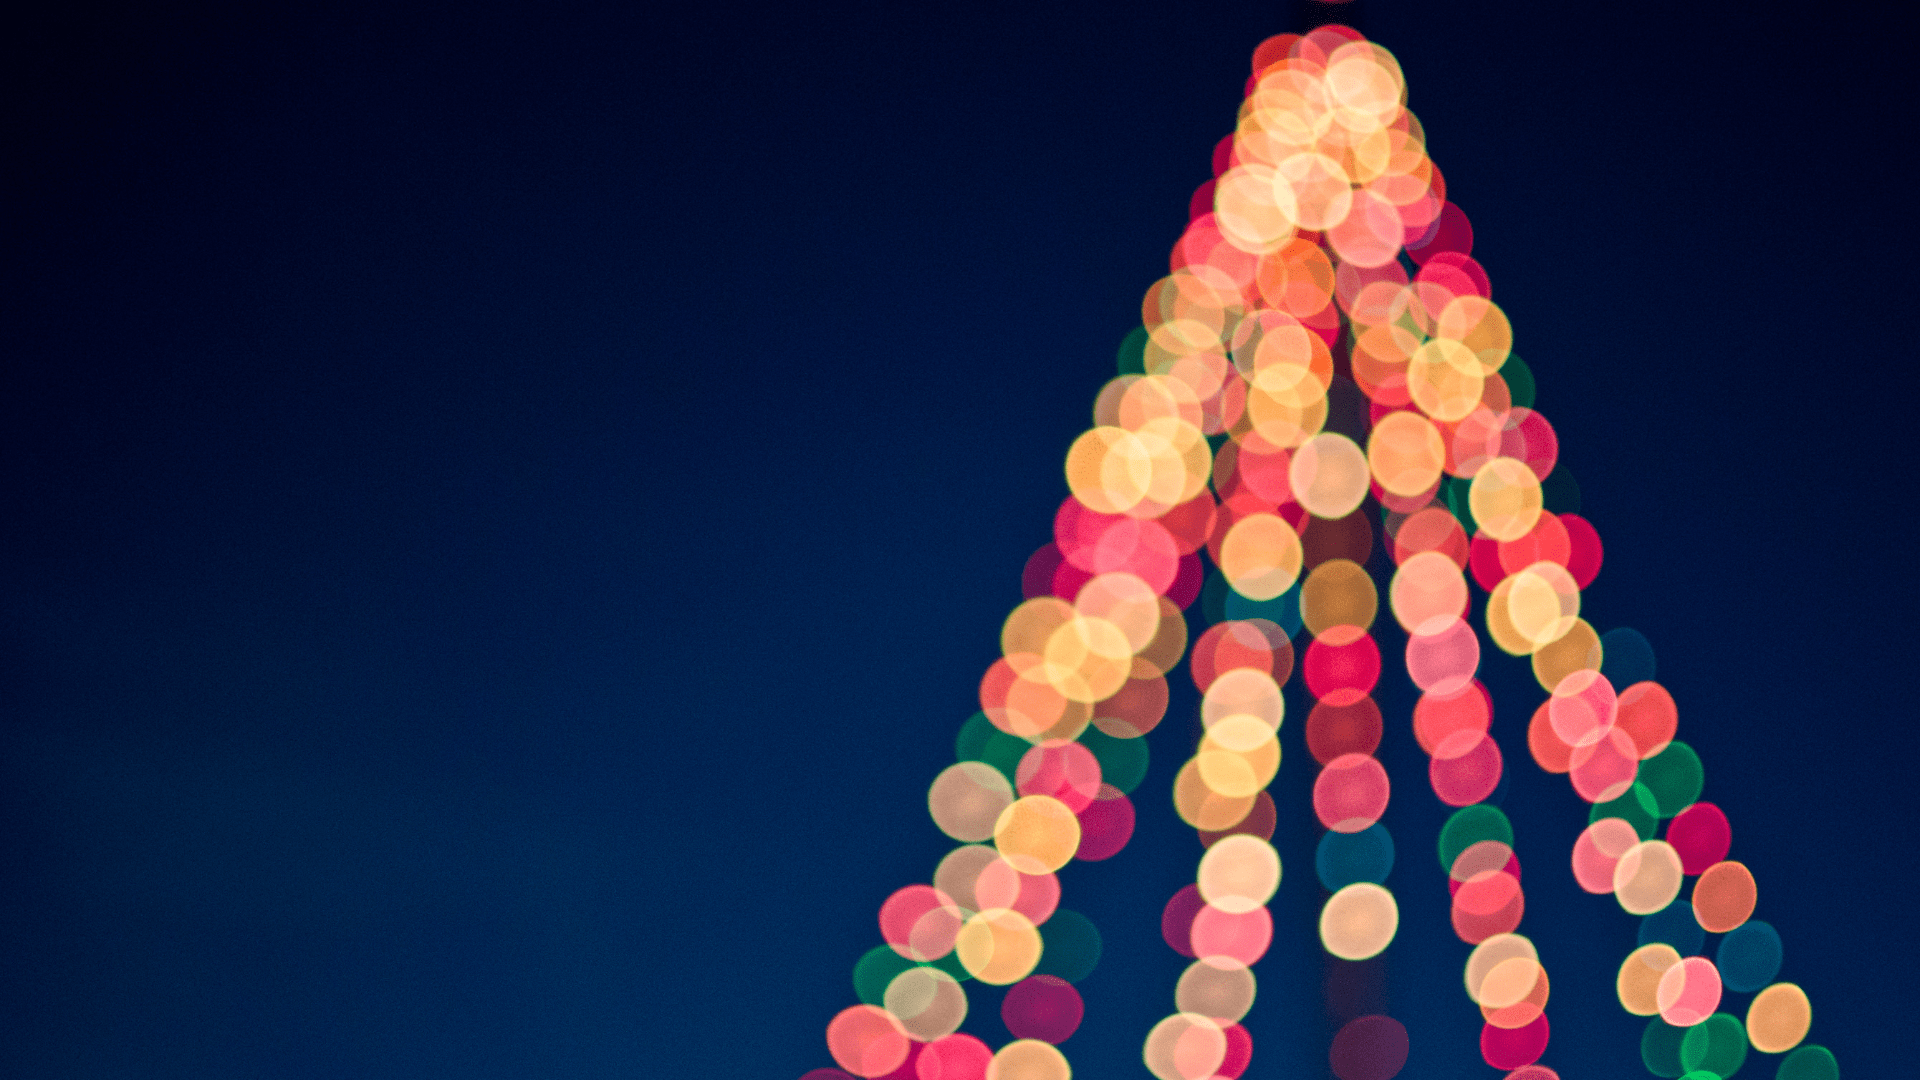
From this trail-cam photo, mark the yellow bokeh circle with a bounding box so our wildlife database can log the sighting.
[1289,432,1370,520]
[1612,840,1684,916]
[1173,757,1258,831]
[1214,164,1297,255]
[1197,834,1282,914]
[1469,457,1544,542]
[1464,934,1537,1004]
[955,908,1043,986]
[1064,427,1150,515]
[1478,955,1543,1010]
[1434,294,1512,374]
[1301,558,1377,638]
[993,795,1082,875]
[1320,882,1399,960]
[988,1038,1071,1080]
[1407,339,1485,422]
[1505,561,1580,651]
[1389,550,1468,633]
[1143,1012,1227,1080]
[1366,409,1446,496]
[1616,943,1681,1016]
[1218,514,1304,601]
[1746,982,1812,1054]
[1201,668,1284,730]
[1196,715,1280,798]
[884,966,968,1042]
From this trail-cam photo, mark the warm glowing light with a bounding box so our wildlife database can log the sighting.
[1747,983,1812,1054]
[1319,881,1399,960]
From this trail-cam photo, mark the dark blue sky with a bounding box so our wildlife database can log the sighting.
[3,2,1911,1076]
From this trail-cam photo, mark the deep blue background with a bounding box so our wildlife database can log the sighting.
[3,1,1912,1076]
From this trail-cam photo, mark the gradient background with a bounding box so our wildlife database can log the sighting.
[4,1,1912,1076]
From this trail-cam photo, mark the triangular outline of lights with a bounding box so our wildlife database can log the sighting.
[797,23,1837,1080]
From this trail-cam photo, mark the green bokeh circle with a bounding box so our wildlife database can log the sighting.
[1592,781,1660,839]
[852,945,915,1007]
[1775,1046,1837,1080]
[1077,725,1149,795]
[1640,740,1705,818]
[1642,1017,1689,1078]
[1438,804,1513,872]
[1031,908,1102,983]
[1680,1012,1747,1078]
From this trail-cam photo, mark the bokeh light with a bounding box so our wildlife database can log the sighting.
[1656,956,1722,1027]
[955,908,1043,986]
[1572,817,1641,894]
[1328,1014,1409,1080]
[918,1035,992,1080]
[1776,1046,1839,1080]
[994,796,1082,875]
[1002,976,1084,1045]
[1618,944,1681,1017]
[987,1039,1070,1080]
[1638,902,1705,960]
[828,1005,913,1078]
[1480,1012,1548,1070]
[1320,882,1399,960]
[887,967,969,1042]
[1690,860,1756,934]
[800,25,1837,1080]
[1715,920,1782,993]
[1175,958,1257,1025]
[1197,834,1282,913]
[1143,1013,1227,1080]
[1316,823,1394,891]
[1314,752,1391,832]
[929,763,1017,843]
[1664,801,1731,875]
[1191,902,1273,966]
[1747,983,1812,1054]
[1678,1012,1747,1078]
[1613,840,1684,916]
